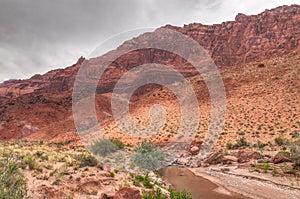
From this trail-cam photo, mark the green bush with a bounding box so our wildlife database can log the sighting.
[23,156,36,170]
[248,162,260,173]
[90,138,120,157]
[109,171,115,178]
[75,153,100,168]
[282,146,287,151]
[169,189,192,199]
[142,188,192,199]
[0,152,28,199]
[132,141,165,170]
[274,137,289,146]
[142,188,167,199]
[226,142,233,149]
[261,163,270,173]
[257,141,267,149]
[111,139,125,149]
[290,130,299,138]
[23,155,42,172]
[237,131,245,136]
[272,167,278,176]
[233,137,249,148]
[134,173,154,189]
[142,173,154,188]
[290,146,300,169]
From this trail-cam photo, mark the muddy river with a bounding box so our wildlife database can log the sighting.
[160,167,250,199]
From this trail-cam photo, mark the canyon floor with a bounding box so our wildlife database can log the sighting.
[0,5,299,198]
[1,138,300,199]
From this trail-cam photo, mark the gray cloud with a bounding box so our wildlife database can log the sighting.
[0,0,298,82]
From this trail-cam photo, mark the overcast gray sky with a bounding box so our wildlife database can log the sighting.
[0,0,299,82]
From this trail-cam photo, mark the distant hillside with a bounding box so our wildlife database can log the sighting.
[0,5,299,141]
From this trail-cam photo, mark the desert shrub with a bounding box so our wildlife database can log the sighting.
[257,140,267,149]
[23,155,42,172]
[90,138,120,157]
[237,131,245,136]
[34,151,44,158]
[281,162,296,174]
[111,139,125,149]
[272,167,278,176]
[132,141,165,170]
[142,188,192,199]
[133,179,141,187]
[295,138,300,146]
[226,142,233,149]
[55,142,67,148]
[142,173,154,188]
[282,146,287,151]
[223,149,229,156]
[169,189,192,199]
[233,137,250,148]
[134,173,154,188]
[280,162,288,173]
[248,162,260,173]
[142,188,167,199]
[109,171,115,178]
[274,137,289,146]
[290,145,300,169]
[66,193,75,199]
[0,152,28,199]
[90,189,98,195]
[261,163,270,173]
[23,156,36,170]
[75,153,99,168]
[290,130,299,138]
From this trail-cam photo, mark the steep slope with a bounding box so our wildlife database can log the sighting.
[0,5,299,141]
[0,93,112,140]
[100,50,300,148]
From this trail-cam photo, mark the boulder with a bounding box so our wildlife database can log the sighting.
[203,150,224,165]
[293,153,300,169]
[176,157,189,165]
[237,150,262,163]
[189,145,200,155]
[200,162,210,167]
[271,154,292,164]
[257,158,271,163]
[114,187,142,199]
[101,191,115,199]
[222,155,238,164]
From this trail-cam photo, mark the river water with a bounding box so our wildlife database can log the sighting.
[160,167,250,199]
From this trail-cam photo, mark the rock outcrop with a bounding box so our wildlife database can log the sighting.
[0,57,84,99]
[114,187,142,199]
[0,5,299,100]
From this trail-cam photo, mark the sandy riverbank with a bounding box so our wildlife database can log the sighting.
[189,167,300,199]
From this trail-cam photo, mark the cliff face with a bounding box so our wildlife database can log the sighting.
[172,4,300,66]
[0,57,84,99]
[0,5,299,99]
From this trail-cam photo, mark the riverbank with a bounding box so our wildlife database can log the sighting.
[189,166,300,199]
